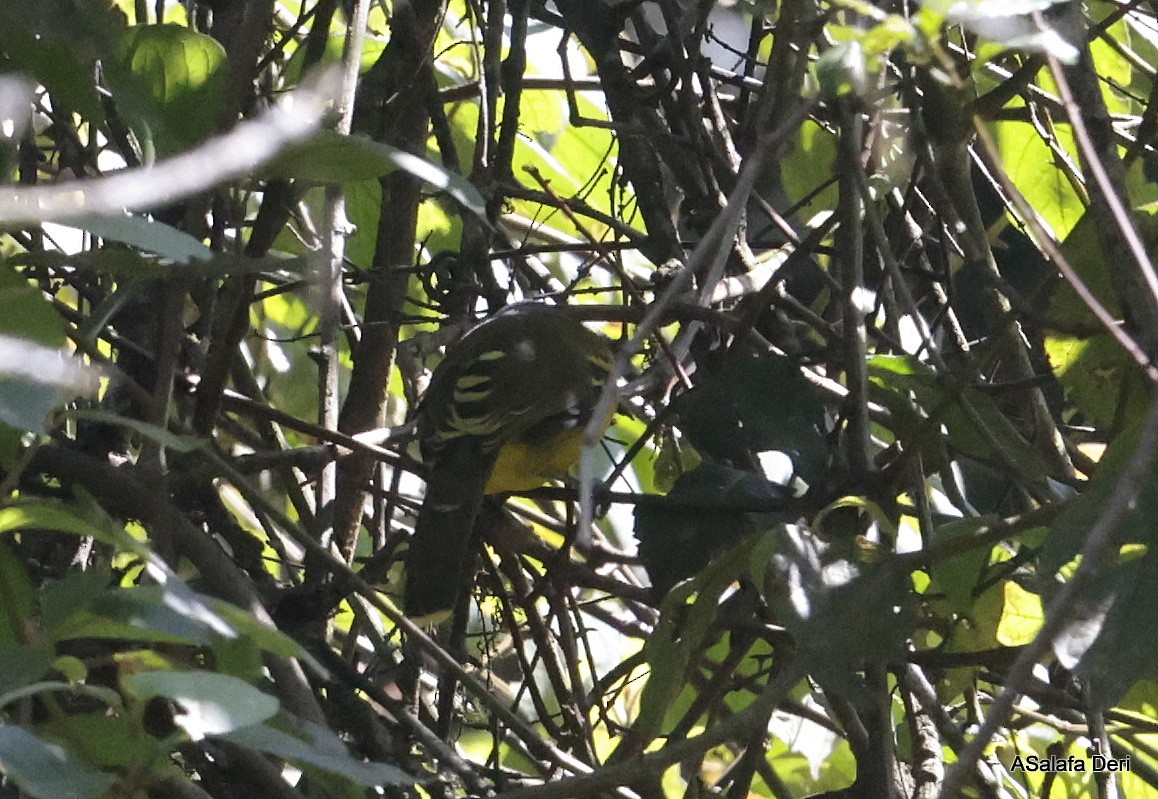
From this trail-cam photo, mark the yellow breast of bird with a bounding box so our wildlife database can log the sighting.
[486,426,590,494]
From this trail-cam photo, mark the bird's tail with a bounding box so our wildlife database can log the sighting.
[404,443,496,619]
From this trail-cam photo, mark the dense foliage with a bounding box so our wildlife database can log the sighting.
[1,0,1157,797]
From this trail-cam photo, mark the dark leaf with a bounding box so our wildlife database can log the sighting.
[634,460,793,594]
[674,354,829,484]
[1043,421,1158,706]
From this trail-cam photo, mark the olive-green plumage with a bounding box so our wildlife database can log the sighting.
[404,303,613,618]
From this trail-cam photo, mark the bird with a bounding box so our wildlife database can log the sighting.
[403,302,614,619]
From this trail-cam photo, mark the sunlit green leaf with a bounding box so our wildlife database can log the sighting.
[782,121,839,214]
[53,588,215,646]
[109,24,227,156]
[992,118,1084,240]
[995,580,1043,646]
[926,516,998,614]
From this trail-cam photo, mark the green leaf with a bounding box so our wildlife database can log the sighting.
[768,688,842,780]
[282,33,387,84]
[867,354,1053,502]
[0,422,22,471]
[0,724,115,799]
[0,643,54,698]
[0,500,240,642]
[222,720,413,785]
[348,180,387,273]
[123,671,279,740]
[522,93,611,193]
[35,713,148,769]
[0,500,140,555]
[53,587,215,646]
[1044,210,1158,429]
[815,40,868,99]
[648,423,701,494]
[45,579,322,674]
[0,538,36,649]
[108,24,227,156]
[1087,26,1133,115]
[1045,334,1148,431]
[66,215,214,264]
[39,567,113,633]
[52,655,86,685]
[1118,678,1158,718]
[995,580,1043,646]
[630,535,777,747]
[993,117,1084,240]
[926,516,998,614]
[782,121,839,214]
[263,131,486,219]
[207,600,327,678]
[0,681,121,714]
[945,581,1004,657]
[674,354,830,484]
[630,580,699,744]
[210,632,266,685]
[0,263,65,346]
